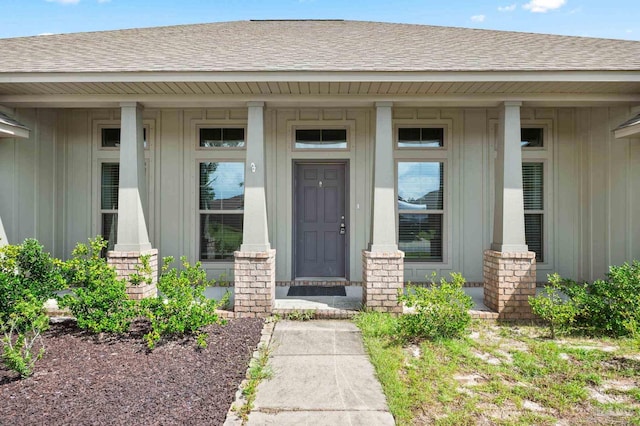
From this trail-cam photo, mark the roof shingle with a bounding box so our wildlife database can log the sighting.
[0,20,639,73]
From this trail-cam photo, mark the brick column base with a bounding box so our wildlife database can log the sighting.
[107,249,158,300]
[362,250,404,314]
[483,250,536,320]
[234,250,276,318]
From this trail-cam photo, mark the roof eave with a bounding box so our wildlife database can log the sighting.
[1,70,640,84]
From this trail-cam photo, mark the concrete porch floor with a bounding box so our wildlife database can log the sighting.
[203,286,538,314]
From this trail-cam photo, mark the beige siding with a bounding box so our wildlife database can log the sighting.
[1,106,638,283]
[0,109,58,252]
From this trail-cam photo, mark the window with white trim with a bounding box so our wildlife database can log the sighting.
[521,127,546,262]
[199,162,245,261]
[100,163,119,252]
[294,128,348,149]
[199,127,245,148]
[397,127,444,148]
[397,162,444,262]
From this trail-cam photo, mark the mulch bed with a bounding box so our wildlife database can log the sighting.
[0,318,264,425]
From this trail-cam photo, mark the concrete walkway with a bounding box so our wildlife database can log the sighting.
[247,320,395,425]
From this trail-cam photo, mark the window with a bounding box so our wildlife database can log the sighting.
[397,127,444,148]
[397,162,444,262]
[199,128,245,148]
[521,128,544,148]
[295,129,347,149]
[100,163,119,252]
[199,162,245,261]
[523,162,544,262]
[101,127,148,148]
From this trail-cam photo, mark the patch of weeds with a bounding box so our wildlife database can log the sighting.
[236,344,272,424]
[354,311,413,424]
[357,314,640,425]
[284,310,314,321]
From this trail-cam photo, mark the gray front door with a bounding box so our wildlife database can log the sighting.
[295,163,347,278]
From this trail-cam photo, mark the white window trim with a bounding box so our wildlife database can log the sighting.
[190,119,247,151]
[395,160,448,264]
[291,123,352,152]
[394,119,452,152]
[522,121,553,267]
[394,118,452,266]
[194,123,247,151]
[196,159,246,263]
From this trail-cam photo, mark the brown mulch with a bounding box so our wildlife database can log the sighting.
[0,318,264,426]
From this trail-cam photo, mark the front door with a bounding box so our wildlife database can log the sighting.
[294,162,347,278]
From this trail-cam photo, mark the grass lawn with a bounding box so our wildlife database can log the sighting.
[355,312,640,425]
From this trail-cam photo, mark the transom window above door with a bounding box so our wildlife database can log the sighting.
[397,127,444,148]
[295,129,348,149]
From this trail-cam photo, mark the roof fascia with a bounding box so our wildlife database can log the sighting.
[1,93,638,108]
[1,70,640,84]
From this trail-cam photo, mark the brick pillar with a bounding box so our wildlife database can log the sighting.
[234,250,276,318]
[107,249,158,300]
[483,250,536,319]
[362,250,404,314]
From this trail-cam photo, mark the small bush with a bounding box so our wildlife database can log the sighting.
[60,237,136,334]
[532,262,640,338]
[529,274,579,339]
[398,272,473,340]
[567,261,640,337]
[0,239,66,321]
[139,257,226,349]
[1,293,49,378]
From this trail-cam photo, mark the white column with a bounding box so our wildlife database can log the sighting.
[240,101,270,252]
[0,216,8,247]
[370,101,398,252]
[491,101,528,252]
[114,102,151,252]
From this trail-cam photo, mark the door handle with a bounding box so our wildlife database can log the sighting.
[340,223,346,235]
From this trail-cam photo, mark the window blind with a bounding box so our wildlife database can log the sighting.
[523,162,544,262]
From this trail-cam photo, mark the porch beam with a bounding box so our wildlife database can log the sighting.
[369,101,398,252]
[491,101,528,252]
[2,93,639,109]
[240,101,271,252]
[113,102,152,252]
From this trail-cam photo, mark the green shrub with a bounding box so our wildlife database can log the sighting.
[533,262,640,338]
[0,239,66,321]
[398,272,473,340]
[60,237,135,334]
[565,262,640,337]
[529,273,579,339]
[139,256,226,349]
[1,293,49,378]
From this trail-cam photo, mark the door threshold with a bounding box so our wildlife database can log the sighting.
[294,277,347,282]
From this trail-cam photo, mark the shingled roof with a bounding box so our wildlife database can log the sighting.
[0,20,639,74]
